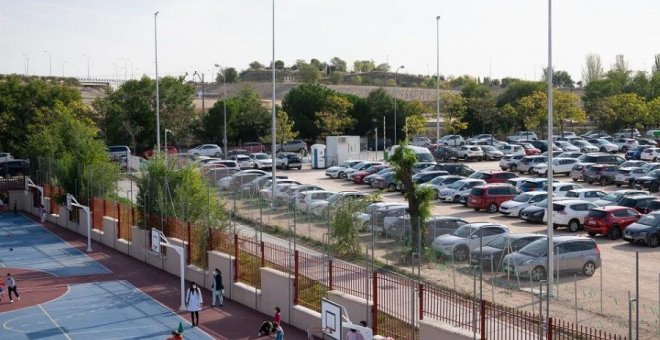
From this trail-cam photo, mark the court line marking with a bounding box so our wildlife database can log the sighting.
[38,303,73,340]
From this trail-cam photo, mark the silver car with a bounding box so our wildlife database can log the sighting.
[502,236,601,280]
[431,223,509,261]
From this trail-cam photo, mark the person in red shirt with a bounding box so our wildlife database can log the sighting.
[273,306,281,325]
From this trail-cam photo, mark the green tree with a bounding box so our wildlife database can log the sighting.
[374,63,391,72]
[516,91,547,133]
[469,94,502,135]
[389,143,435,254]
[353,60,375,73]
[274,60,285,69]
[261,108,298,146]
[648,97,660,127]
[25,101,118,199]
[603,93,649,136]
[249,61,264,70]
[606,54,632,88]
[441,93,468,134]
[543,69,575,89]
[299,63,321,83]
[582,53,604,85]
[329,198,369,258]
[282,84,336,140]
[330,57,347,72]
[216,67,238,83]
[553,90,586,136]
[403,100,430,138]
[315,95,355,139]
[653,54,660,75]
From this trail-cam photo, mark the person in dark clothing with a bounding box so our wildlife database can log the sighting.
[6,273,19,303]
[211,268,224,307]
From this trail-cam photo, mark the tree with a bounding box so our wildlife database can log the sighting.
[582,53,604,85]
[310,58,323,71]
[374,63,391,72]
[543,69,575,89]
[216,67,238,83]
[249,61,264,70]
[298,63,321,83]
[441,93,468,134]
[553,90,586,136]
[274,60,285,69]
[469,94,501,134]
[25,101,117,199]
[353,60,375,73]
[607,54,632,87]
[496,80,545,107]
[653,54,660,75]
[315,95,355,139]
[388,143,435,255]
[282,83,337,140]
[602,93,649,136]
[647,97,660,127]
[330,57,347,72]
[403,100,430,138]
[515,91,547,133]
[261,108,298,146]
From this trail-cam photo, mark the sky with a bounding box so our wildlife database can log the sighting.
[1,0,658,82]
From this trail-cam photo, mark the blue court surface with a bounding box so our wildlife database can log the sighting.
[0,214,110,276]
[0,280,212,340]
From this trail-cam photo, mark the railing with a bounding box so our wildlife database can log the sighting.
[295,251,328,312]
[549,318,627,340]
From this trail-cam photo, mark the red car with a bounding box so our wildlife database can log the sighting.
[584,206,641,239]
[352,165,389,184]
[518,143,541,155]
[469,170,518,184]
[142,145,178,159]
[467,183,519,213]
[242,142,265,153]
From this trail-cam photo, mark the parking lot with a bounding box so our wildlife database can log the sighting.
[254,158,660,338]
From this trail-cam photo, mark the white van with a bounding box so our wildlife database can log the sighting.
[389,145,435,163]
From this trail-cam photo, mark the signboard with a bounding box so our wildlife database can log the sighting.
[321,298,342,340]
[151,228,161,255]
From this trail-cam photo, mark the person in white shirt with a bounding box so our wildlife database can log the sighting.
[185,282,203,327]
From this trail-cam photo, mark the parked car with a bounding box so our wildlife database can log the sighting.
[517,142,541,156]
[412,170,450,184]
[554,141,580,152]
[613,195,656,213]
[344,162,384,180]
[578,153,625,165]
[470,234,546,271]
[469,170,518,184]
[571,140,599,153]
[625,145,650,160]
[325,160,363,179]
[294,190,336,212]
[613,138,639,153]
[498,144,526,156]
[0,152,13,163]
[623,211,660,247]
[519,178,559,192]
[228,154,254,169]
[617,128,641,138]
[188,144,223,158]
[632,169,660,192]
[480,145,504,160]
[364,167,394,186]
[468,184,519,213]
[564,189,606,202]
[587,139,619,153]
[423,163,475,177]
[569,163,593,182]
[217,170,267,191]
[517,156,547,174]
[0,159,30,178]
[583,164,618,185]
[371,172,400,191]
[551,199,598,232]
[499,191,548,217]
[455,145,484,161]
[502,236,601,280]
[614,167,648,187]
[468,134,494,144]
[411,136,432,147]
[531,158,579,176]
[437,135,466,146]
[431,223,509,261]
[310,191,370,217]
[640,147,660,162]
[499,154,525,171]
[275,152,302,170]
[636,138,658,147]
[507,131,538,142]
[519,198,569,223]
[418,175,465,199]
[433,145,459,161]
[281,184,325,203]
[557,151,584,159]
[551,183,584,197]
[351,165,389,184]
[250,153,273,170]
[277,140,307,153]
[143,145,178,158]
[506,177,532,190]
[593,189,650,206]
[412,162,439,174]
[438,179,486,203]
[242,142,266,153]
[385,215,468,242]
[584,206,641,239]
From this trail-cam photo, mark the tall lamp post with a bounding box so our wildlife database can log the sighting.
[271,0,277,204]
[43,50,51,77]
[546,0,555,303]
[214,64,228,154]
[22,54,29,76]
[435,16,441,142]
[393,65,404,145]
[154,11,161,152]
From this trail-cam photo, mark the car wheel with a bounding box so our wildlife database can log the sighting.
[388,183,396,191]
[582,261,597,277]
[600,178,607,186]
[298,148,305,154]
[453,246,469,262]
[297,167,302,170]
[622,147,628,152]
[615,183,622,187]
[473,208,480,212]
[568,219,580,232]
[285,164,289,170]
[510,165,517,172]
[572,178,578,182]
[531,266,546,281]
[487,203,498,213]
[339,172,345,179]
[452,195,459,203]
[587,180,593,185]
[600,147,606,153]
[527,169,534,175]
[194,153,200,157]
[647,235,659,248]
[654,157,658,162]
[214,152,222,157]
[588,232,597,237]
[608,226,621,240]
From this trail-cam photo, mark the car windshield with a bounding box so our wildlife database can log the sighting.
[417,153,434,162]
[452,225,476,238]
[601,193,620,202]
[513,193,532,202]
[486,235,509,249]
[469,172,489,180]
[587,209,608,218]
[351,162,366,169]
[255,154,269,160]
[481,146,496,151]
[447,181,465,189]
[327,194,341,203]
[648,169,660,177]
[519,239,548,257]
[637,214,660,227]
[534,199,548,207]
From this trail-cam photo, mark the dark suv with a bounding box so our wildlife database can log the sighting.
[614,195,656,213]
[578,153,625,165]
[468,184,519,213]
[583,164,618,185]
[469,170,517,183]
[623,211,660,247]
[0,159,30,178]
[423,163,474,177]
[632,169,660,192]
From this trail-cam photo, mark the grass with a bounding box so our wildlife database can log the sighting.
[377,310,418,339]
[297,276,329,312]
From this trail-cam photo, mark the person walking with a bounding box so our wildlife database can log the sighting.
[273,306,281,326]
[211,268,224,307]
[0,276,5,302]
[185,282,202,327]
[38,204,46,223]
[6,273,19,303]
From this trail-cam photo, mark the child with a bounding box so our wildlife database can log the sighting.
[0,277,5,302]
[274,322,284,340]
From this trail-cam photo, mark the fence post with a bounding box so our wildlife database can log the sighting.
[480,300,486,340]
[260,241,265,267]
[419,283,424,321]
[372,272,378,335]
[294,250,299,305]
[90,198,95,229]
[547,317,553,340]
[328,259,333,290]
[234,233,239,282]
[116,203,121,239]
[186,222,192,265]
[103,199,106,220]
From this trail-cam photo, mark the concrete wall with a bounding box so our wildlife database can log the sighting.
[419,319,473,340]
[259,268,293,320]
[328,291,373,327]
[101,217,117,248]
[207,251,234,299]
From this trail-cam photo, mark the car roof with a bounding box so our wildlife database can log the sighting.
[555,199,592,205]
[508,233,545,240]
[592,205,632,212]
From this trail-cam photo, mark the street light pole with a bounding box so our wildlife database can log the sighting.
[154,11,161,152]
[43,50,51,77]
[271,0,277,203]
[435,16,441,142]
[394,65,404,144]
[215,64,228,154]
[22,54,29,76]
[546,0,555,299]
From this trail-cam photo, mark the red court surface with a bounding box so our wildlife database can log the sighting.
[0,214,309,340]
